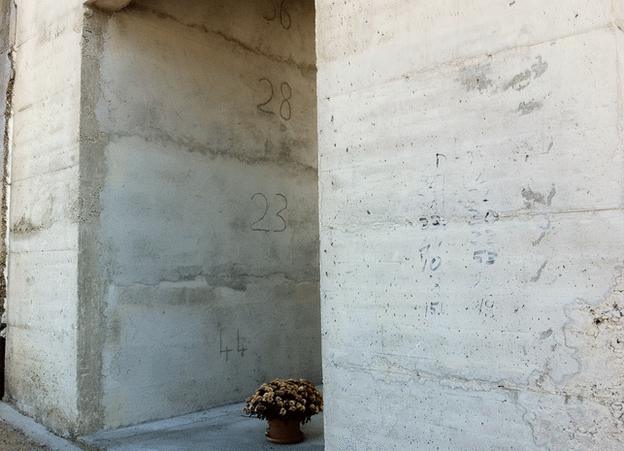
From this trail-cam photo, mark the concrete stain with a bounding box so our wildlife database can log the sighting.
[521,185,556,208]
[505,69,532,91]
[539,328,553,339]
[517,100,543,115]
[531,261,548,283]
[10,216,45,235]
[531,56,549,78]
[505,56,548,91]
[458,62,494,93]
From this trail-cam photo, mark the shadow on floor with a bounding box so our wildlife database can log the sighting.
[81,403,324,451]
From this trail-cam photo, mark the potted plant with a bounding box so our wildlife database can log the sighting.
[244,378,323,444]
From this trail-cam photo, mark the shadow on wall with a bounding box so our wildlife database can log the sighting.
[80,0,321,431]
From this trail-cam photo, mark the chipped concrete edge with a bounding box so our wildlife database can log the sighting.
[0,0,16,335]
[84,0,132,13]
[76,7,109,436]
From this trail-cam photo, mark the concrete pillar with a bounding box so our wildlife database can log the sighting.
[6,0,85,436]
[316,1,624,449]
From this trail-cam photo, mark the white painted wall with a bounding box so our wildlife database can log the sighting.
[5,0,85,436]
[317,1,624,449]
[83,0,320,430]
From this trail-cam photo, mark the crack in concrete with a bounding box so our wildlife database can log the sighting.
[337,355,563,400]
[325,23,621,99]
[321,205,621,234]
[532,217,552,246]
[112,271,317,291]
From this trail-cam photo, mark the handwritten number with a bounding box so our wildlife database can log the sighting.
[257,78,275,115]
[263,3,277,20]
[473,250,497,265]
[265,1,291,30]
[419,215,447,229]
[426,301,442,317]
[279,82,292,120]
[251,193,271,232]
[251,193,288,232]
[274,194,288,232]
[258,78,292,121]
[279,0,291,29]
[419,243,442,272]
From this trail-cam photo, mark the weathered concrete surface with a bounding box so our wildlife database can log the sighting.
[317,1,624,449]
[5,0,85,437]
[0,0,13,324]
[0,402,82,450]
[84,0,131,12]
[3,0,319,437]
[81,401,323,450]
[81,0,320,431]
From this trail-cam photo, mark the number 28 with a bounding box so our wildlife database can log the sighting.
[257,78,292,121]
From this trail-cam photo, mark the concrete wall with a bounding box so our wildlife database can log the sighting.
[5,0,85,436]
[82,0,320,430]
[317,1,624,449]
[0,0,13,322]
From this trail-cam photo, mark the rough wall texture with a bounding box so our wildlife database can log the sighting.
[0,0,13,322]
[317,1,624,449]
[82,0,320,430]
[5,0,85,436]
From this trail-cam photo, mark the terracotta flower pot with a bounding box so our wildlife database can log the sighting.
[265,418,304,444]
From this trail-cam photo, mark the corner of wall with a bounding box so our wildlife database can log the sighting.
[75,7,109,435]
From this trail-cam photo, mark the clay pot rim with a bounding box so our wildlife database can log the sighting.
[266,417,305,445]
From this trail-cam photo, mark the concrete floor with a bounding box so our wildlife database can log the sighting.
[0,402,83,451]
[81,403,324,451]
[0,419,47,451]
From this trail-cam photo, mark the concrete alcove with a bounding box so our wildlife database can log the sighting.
[4,0,320,436]
[5,1,624,449]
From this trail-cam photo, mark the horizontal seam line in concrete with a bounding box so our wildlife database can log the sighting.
[12,83,80,113]
[321,22,620,99]
[333,361,594,402]
[127,3,316,76]
[111,273,319,288]
[333,344,624,414]
[105,131,318,174]
[11,164,78,184]
[9,248,78,254]
[319,206,624,231]
[11,3,87,51]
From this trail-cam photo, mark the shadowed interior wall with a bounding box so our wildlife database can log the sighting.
[82,0,320,430]
[316,1,624,449]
